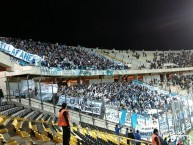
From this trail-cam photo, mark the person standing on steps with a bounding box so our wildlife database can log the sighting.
[152,128,161,145]
[58,103,71,145]
[0,89,4,106]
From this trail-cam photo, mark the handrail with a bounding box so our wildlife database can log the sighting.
[16,98,119,126]
[108,133,152,144]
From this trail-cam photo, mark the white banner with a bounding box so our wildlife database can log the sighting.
[20,80,35,93]
[0,41,42,65]
[37,83,58,94]
[36,93,53,101]
[36,83,58,101]
[57,95,102,115]
[40,67,115,76]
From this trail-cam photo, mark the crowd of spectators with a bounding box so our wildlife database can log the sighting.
[168,74,193,90]
[2,37,193,71]
[149,50,193,69]
[58,80,177,116]
[0,37,128,70]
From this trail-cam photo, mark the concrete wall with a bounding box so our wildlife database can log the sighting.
[0,51,13,68]
[89,78,114,84]
[143,74,160,84]
[0,71,7,96]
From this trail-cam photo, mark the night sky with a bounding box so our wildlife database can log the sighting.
[1,0,193,50]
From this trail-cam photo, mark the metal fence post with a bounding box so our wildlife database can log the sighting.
[103,100,108,129]
[165,107,170,138]
[27,75,31,106]
[52,82,56,113]
[62,86,67,103]
[7,78,11,101]
[39,76,43,110]
[171,103,177,134]
[78,97,82,123]
[5,80,9,102]
[157,107,161,135]
[17,77,21,103]
[91,98,95,126]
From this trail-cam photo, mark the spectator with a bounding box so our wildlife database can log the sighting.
[163,138,168,145]
[177,139,182,145]
[127,129,135,145]
[168,139,174,145]
[115,124,123,135]
[152,129,161,145]
[125,128,129,137]
[135,130,141,145]
[0,89,4,105]
[58,103,71,145]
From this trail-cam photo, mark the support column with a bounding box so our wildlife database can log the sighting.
[118,75,122,82]
[77,77,81,85]
[99,75,103,82]
[164,73,167,81]
[54,77,58,84]
[134,74,138,80]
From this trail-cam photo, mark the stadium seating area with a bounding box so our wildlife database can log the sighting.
[96,49,193,69]
[1,36,193,72]
[0,37,128,70]
[57,80,173,115]
[0,101,151,145]
[1,36,193,145]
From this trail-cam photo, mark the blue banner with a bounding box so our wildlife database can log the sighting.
[131,112,137,128]
[119,109,127,125]
[0,41,42,65]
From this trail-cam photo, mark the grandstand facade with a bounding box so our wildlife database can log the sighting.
[0,37,192,144]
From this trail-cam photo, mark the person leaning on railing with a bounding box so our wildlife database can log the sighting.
[115,124,123,135]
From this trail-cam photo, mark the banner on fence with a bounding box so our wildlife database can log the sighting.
[20,80,35,93]
[119,109,127,125]
[57,95,102,115]
[131,113,137,128]
[37,83,58,94]
[40,67,115,76]
[36,83,58,101]
[36,93,53,101]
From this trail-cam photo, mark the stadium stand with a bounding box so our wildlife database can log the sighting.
[0,36,193,145]
[0,37,128,70]
[95,49,193,69]
[56,80,174,114]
